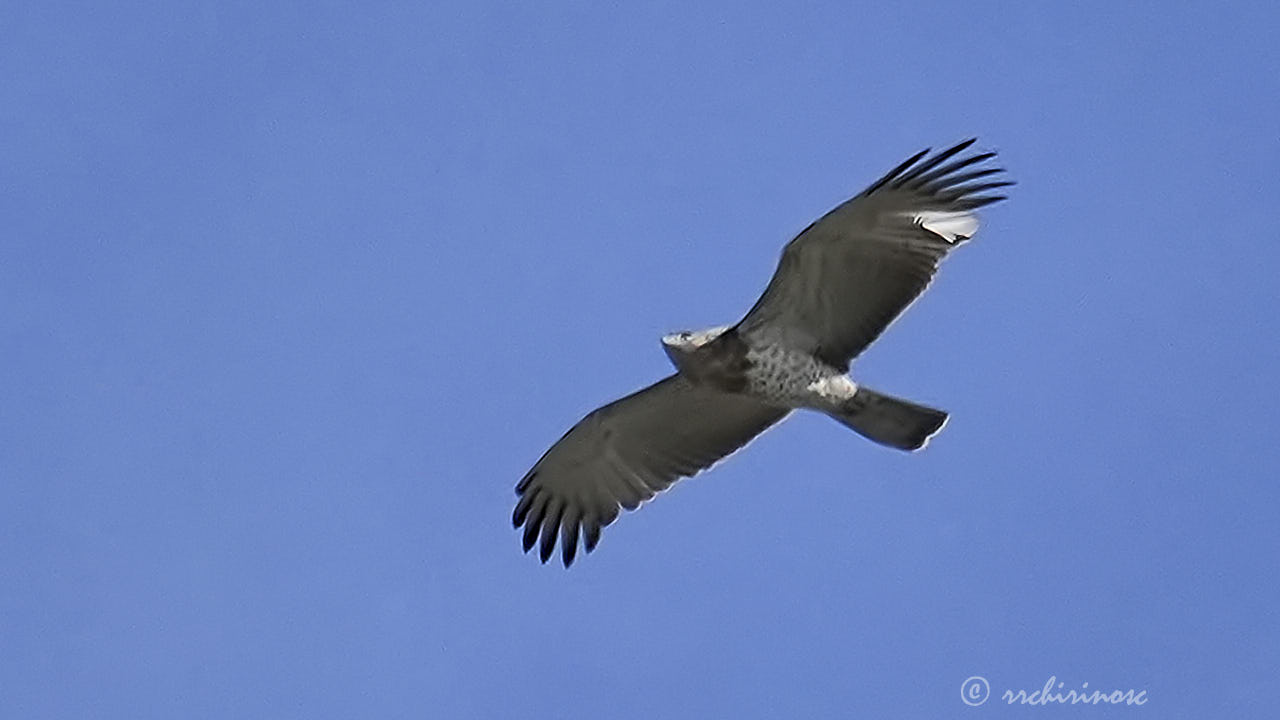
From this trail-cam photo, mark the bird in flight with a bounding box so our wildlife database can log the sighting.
[513,138,1011,567]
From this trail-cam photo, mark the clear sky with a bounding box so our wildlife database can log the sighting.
[3,1,1278,717]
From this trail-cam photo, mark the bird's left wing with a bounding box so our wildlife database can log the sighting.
[736,139,1011,369]
[513,374,789,566]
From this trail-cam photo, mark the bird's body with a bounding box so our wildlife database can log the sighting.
[744,335,855,409]
[668,324,856,409]
[514,139,1012,566]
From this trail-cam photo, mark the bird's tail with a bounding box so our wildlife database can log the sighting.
[827,387,948,451]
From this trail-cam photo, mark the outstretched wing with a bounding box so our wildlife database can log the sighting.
[737,139,1012,369]
[513,375,789,567]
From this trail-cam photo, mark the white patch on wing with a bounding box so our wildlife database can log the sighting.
[913,210,979,242]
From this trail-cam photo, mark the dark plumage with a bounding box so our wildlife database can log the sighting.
[515,139,1012,566]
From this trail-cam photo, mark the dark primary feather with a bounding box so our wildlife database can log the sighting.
[736,139,1012,370]
[892,137,977,187]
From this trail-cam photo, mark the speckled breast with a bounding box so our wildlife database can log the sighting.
[742,343,833,406]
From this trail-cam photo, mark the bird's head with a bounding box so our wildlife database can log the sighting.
[661,325,731,370]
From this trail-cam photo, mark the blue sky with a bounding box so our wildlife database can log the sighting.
[3,1,1278,717]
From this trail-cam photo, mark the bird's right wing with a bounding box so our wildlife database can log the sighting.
[513,375,790,567]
